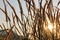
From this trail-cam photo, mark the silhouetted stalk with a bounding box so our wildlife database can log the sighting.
[6,25,14,40]
[3,0,11,29]
[0,25,3,29]
[17,0,24,21]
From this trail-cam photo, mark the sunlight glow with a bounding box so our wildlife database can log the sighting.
[45,14,53,32]
[48,23,53,32]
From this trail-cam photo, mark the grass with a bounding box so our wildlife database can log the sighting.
[0,0,60,40]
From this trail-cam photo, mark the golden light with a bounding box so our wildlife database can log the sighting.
[45,14,54,32]
[48,23,53,32]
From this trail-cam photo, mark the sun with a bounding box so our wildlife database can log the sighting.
[48,23,53,32]
[45,14,53,32]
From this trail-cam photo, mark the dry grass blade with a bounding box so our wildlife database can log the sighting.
[25,0,33,8]
[25,0,36,20]
[27,0,31,15]
[12,13,21,35]
[6,0,19,22]
[25,0,38,12]
[25,0,31,16]
[2,23,6,30]
[39,0,42,13]
[15,25,21,35]
[3,0,11,22]
[0,25,3,29]
[6,0,23,27]
[12,13,15,25]
[6,25,14,40]
[17,0,24,21]
[0,8,10,22]
[0,8,5,13]
[32,0,35,12]
[0,7,11,30]
[25,0,29,12]
[25,1,37,20]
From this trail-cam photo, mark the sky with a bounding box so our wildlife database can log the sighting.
[0,0,59,28]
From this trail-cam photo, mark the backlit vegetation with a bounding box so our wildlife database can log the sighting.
[0,0,60,40]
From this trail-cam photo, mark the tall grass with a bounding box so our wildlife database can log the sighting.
[0,0,60,40]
